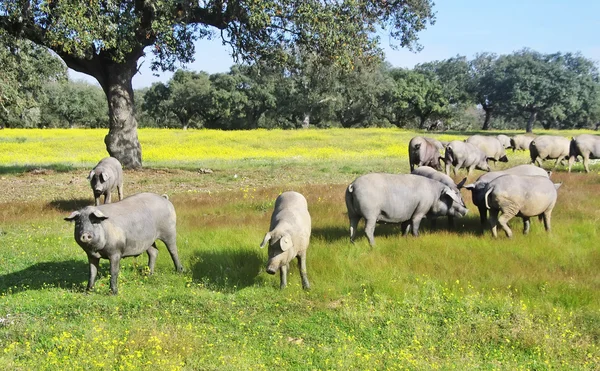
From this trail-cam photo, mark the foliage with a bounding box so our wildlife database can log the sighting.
[41,82,108,128]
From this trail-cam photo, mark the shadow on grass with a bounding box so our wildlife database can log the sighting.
[48,198,93,212]
[0,164,76,175]
[0,260,87,294]
[191,249,263,291]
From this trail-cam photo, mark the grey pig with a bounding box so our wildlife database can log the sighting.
[89,157,124,206]
[483,175,561,238]
[464,164,550,228]
[496,134,512,149]
[408,136,445,171]
[568,134,600,173]
[65,192,183,294]
[529,135,570,168]
[260,191,311,290]
[510,134,535,152]
[345,173,468,246]
[465,135,509,165]
[444,140,491,176]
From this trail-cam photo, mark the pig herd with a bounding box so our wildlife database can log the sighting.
[65,133,599,293]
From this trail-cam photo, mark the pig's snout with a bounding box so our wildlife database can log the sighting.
[80,232,93,243]
[93,189,103,196]
[266,266,277,275]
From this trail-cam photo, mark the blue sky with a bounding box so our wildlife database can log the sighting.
[70,0,600,90]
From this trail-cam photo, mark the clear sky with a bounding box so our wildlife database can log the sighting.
[69,0,600,90]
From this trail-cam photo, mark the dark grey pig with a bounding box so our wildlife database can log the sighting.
[464,164,550,228]
[65,192,183,294]
[260,191,311,290]
[484,175,561,238]
[444,140,491,176]
[345,173,468,246]
[408,136,445,171]
[568,134,600,173]
[89,157,124,206]
[465,135,509,164]
[529,135,570,167]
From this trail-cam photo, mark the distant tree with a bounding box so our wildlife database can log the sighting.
[0,0,435,167]
[415,55,471,106]
[229,64,277,129]
[43,82,108,128]
[468,52,499,130]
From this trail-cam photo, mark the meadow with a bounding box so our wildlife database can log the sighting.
[0,128,599,370]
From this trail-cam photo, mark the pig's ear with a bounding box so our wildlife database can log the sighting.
[87,170,95,180]
[280,234,293,251]
[100,172,110,182]
[260,232,271,248]
[463,183,475,190]
[456,178,467,189]
[91,210,108,220]
[64,211,80,222]
[442,187,462,204]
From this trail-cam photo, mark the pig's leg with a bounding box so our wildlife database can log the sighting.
[522,217,531,235]
[117,183,124,201]
[497,212,514,238]
[411,215,424,237]
[147,243,159,274]
[349,216,360,244]
[364,218,376,246]
[279,264,288,289]
[542,211,552,232]
[87,255,100,291]
[104,191,111,204]
[488,208,499,238]
[297,252,310,290]
[108,255,121,295]
[161,235,183,272]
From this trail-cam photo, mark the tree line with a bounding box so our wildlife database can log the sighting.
[3,41,598,132]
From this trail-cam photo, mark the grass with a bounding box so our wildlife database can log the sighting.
[0,128,599,370]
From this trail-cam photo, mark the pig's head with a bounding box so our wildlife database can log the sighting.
[434,186,469,218]
[477,157,491,172]
[64,206,108,252]
[464,182,487,208]
[88,170,110,198]
[260,231,294,275]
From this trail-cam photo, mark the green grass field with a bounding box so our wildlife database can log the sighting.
[1,128,599,370]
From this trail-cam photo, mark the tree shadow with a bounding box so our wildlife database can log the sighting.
[0,164,76,175]
[0,260,88,294]
[311,226,348,243]
[191,249,263,291]
[48,198,93,212]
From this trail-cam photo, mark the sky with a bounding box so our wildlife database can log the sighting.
[69,0,600,90]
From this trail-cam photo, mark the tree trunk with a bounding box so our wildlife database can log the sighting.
[96,65,142,169]
[418,116,427,129]
[525,111,537,133]
[481,108,492,130]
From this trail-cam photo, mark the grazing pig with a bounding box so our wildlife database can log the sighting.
[260,191,311,290]
[411,166,467,228]
[568,134,600,173]
[465,135,509,164]
[497,134,512,149]
[408,136,445,171]
[444,140,491,176]
[88,157,124,206]
[464,165,550,228]
[529,135,570,168]
[65,192,183,294]
[510,134,535,152]
[345,173,468,246]
[484,175,561,238]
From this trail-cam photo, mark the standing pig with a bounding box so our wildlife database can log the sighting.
[408,136,445,171]
[465,135,509,165]
[510,134,535,152]
[568,134,600,173]
[345,173,468,246]
[464,165,550,228]
[497,134,512,149]
[65,192,183,294]
[529,135,570,168]
[484,175,561,238]
[444,140,491,176]
[88,157,124,206]
[260,191,311,290]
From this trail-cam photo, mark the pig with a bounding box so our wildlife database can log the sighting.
[408,136,445,171]
[260,191,311,290]
[483,175,561,238]
[65,192,183,294]
[510,134,535,152]
[497,134,512,149]
[465,135,509,165]
[529,135,570,168]
[88,157,124,206]
[568,134,600,173]
[444,140,491,176]
[463,165,550,228]
[411,166,467,228]
[345,173,468,246]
